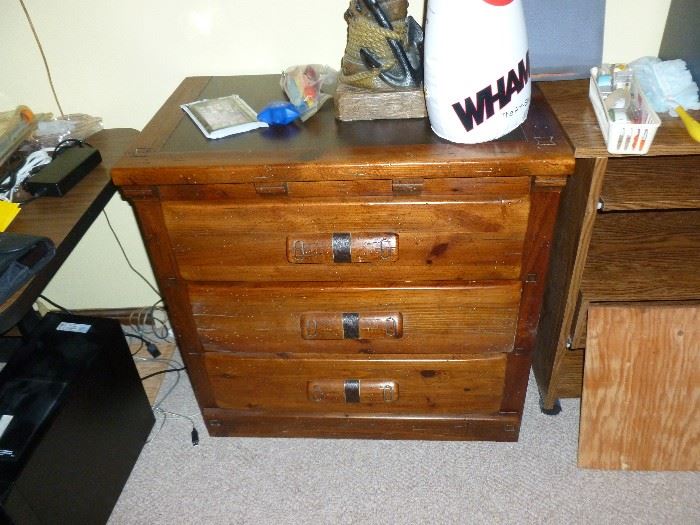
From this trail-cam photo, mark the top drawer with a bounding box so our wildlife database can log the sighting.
[161,177,531,282]
[600,156,700,211]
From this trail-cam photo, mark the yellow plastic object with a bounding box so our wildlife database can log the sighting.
[0,201,20,231]
[675,105,700,143]
[18,106,35,122]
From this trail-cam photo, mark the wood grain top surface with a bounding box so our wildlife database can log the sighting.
[111,75,574,186]
[538,80,700,158]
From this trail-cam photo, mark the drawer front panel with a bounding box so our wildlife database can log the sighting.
[601,156,700,211]
[203,353,507,414]
[572,210,700,346]
[581,210,700,302]
[162,195,530,282]
[189,282,521,354]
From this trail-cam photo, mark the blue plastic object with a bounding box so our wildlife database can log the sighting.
[257,101,301,125]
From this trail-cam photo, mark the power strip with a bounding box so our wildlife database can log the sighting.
[25,145,102,197]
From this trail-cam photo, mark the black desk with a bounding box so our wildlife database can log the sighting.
[0,128,138,347]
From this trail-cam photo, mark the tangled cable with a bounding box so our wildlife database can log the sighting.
[0,147,53,201]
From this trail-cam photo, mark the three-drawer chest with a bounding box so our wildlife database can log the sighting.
[111,75,573,440]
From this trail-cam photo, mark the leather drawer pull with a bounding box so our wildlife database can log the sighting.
[287,233,398,264]
[332,233,352,263]
[342,312,360,339]
[344,379,361,403]
[307,379,399,403]
[301,312,403,340]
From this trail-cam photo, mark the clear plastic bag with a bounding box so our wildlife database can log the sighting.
[33,113,103,148]
[280,65,338,121]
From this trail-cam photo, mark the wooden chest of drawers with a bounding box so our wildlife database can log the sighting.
[535,81,700,413]
[111,75,573,440]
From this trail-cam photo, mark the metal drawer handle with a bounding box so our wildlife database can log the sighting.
[307,379,399,403]
[287,233,398,264]
[300,312,403,340]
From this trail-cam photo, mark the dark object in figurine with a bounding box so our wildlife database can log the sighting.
[340,0,423,90]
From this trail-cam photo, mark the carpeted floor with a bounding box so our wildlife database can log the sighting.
[109,353,700,525]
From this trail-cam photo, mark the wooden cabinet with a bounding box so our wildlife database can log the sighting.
[111,75,573,440]
[535,81,700,413]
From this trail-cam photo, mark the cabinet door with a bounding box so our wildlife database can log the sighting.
[579,305,700,470]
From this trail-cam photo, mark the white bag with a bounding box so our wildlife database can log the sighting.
[424,0,531,144]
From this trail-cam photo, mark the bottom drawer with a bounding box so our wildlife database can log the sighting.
[204,353,507,414]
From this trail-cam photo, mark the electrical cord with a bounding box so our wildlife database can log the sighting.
[38,291,196,446]
[0,154,25,189]
[0,147,53,202]
[35,295,164,358]
[30,293,195,445]
[128,300,172,343]
[22,142,195,442]
[135,356,182,406]
[154,408,199,446]
[20,140,95,206]
[127,335,145,356]
[53,138,93,157]
[34,224,195,445]
[125,331,197,446]
[38,294,71,313]
[140,366,186,382]
[2,140,92,204]
[124,333,160,357]
[18,0,64,116]
[31,301,196,445]
[149,407,200,446]
[149,303,172,341]
[141,356,185,410]
[102,210,161,298]
[17,187,48,207]
[138,355,199,446]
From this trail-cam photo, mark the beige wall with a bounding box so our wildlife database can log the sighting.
[0,0,672,308]
[603,0,673,63]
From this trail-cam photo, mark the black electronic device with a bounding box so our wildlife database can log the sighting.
[24,144,101,197]
[0,313,154,524]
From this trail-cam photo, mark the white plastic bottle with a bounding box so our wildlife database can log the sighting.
[423,0,531,144]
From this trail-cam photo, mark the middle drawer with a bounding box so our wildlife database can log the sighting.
[189,281,521,354]
[162,195,530,282]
